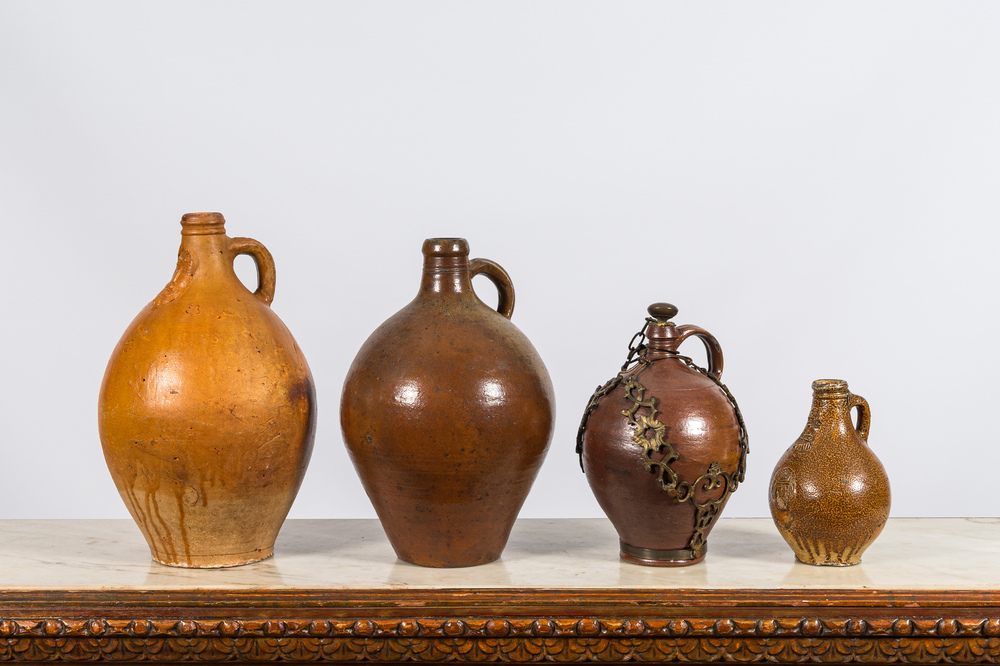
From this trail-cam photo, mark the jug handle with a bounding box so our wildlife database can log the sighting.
[469,258,515,319]
[228,237,276,306]
[675,325,724,379]
[849,393,871,441]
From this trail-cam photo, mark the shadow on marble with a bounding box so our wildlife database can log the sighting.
[386,558,513,587]
[778,559,875,588]
[143,556,287,588]
[505,519,615,558]
[708,518,791,562]
[615,559,712,588]
[274,519,391,558]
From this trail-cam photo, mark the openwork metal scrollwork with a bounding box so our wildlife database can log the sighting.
[620,363,747,556]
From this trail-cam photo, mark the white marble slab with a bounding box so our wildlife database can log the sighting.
[0,518,997,591]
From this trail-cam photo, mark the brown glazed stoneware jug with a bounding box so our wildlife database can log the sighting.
[340,238,555,568]
[98,212,316,568]
[769,379,890,566]
[578,303,747,566]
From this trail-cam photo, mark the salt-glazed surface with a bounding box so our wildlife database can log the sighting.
[1,518,997,591]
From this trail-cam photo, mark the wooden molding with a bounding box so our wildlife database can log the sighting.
[2,588,999,662]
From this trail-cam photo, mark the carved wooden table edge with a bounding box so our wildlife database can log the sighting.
[2,587,999,663]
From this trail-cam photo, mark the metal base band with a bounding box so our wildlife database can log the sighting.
[619,540,706,565]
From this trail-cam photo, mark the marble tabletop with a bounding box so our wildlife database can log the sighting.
[1,518,997,592]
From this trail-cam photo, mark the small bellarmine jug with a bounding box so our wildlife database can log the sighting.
[769,379,890,566]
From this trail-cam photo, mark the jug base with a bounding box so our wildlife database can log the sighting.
[795,555,861,567]
[151,548,274,569]
[619,540,706,567]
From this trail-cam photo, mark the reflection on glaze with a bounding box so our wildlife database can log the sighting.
[394,382,421,408]
[682,415,708,438]
[481,379,505,406]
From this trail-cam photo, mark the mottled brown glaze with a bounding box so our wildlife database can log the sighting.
[769,379,890,566]
[580,304,746,566]
[340,238,555,568]
[98,213,316,568]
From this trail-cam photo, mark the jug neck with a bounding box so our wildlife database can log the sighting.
[178,212,233,275]
[810,378,852,415]
[643,321,683,361]
[419,238,473,297]
[798,379,856,446]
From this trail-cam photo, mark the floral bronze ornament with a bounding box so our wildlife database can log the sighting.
[577,303,748,565]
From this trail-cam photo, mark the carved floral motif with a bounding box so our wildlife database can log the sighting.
[1,616,999,662]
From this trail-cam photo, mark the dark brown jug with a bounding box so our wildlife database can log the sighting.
[98,213,316,568]
[769,379,890,566]
[340,238,555,568]
[578,303,747,566]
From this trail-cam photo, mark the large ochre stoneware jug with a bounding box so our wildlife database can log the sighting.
[578,303,748,566]
[98,212,316,568]
[341,238,555,568]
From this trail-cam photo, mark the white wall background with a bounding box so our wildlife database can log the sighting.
[1,2,998,521]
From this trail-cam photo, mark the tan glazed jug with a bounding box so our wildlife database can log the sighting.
[769,379,890,566]
[341,238,555,568]
[98,213,316,568]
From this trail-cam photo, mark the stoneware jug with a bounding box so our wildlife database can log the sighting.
[341,238,555,568]
[98,212,316,568]
[769,379,890,566]
[577,303,747,566]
